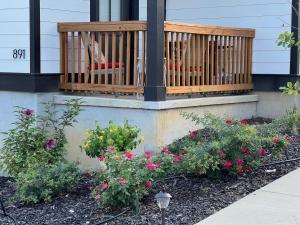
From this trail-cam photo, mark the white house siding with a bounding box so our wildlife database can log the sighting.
[166,0,292,74]
[0,1,30,73]
[40,0,90,73]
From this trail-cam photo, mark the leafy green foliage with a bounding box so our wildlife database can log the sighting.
[82,120,143,158]
[15,162,80,204]
[280,81,300,96]
[0,99,82,203]
[277,31,300,48]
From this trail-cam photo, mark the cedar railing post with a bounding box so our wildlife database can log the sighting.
[144,0,166,101]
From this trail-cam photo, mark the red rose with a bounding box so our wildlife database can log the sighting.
[145,181,152,188]
[241,148,250,155]
[218,150,226,157]
[98,156,105,161]
[119,177,126,186]
[101,183,109,191]
[145,151,151,155]
[225,118,233,125]
[189,130,199,139]
[173,155,183,162]
[245,164,251,171]
[240,119,248,126]
[145,155,151,159]
[95,194,101,201]
[162,147,168,152]
[124,152,135,159]
[237,167,244,174]
[235,159,244,165]
[224,161,233,168]
[273,137,279,143]
[258,149,267,156]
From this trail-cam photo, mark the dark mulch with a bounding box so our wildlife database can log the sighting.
[1,130,300,225]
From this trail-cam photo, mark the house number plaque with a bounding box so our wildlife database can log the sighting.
[13,49,26,59]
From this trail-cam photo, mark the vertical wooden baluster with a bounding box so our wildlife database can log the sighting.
[219,36,223,85]
[112,32,116,85]
[176,32,181,86]
[165,32,170,87]
[197,34,201,85]
[187,33,191,86]
[224,36,228,84]
[77,32,82,83]
[64,32,69,84]
[133,31,138,86]
[91,32,95,84]
[142,31,146,87]
[60,32,66,84]
[240,37,244,83]
[210,35,214,85]
[228,36,232,84]
[201,35,205,85]
[105,32,109,85]
[192,34,196,86]
[247,38,251,84]
[231,36,236,84]
[84,32,89,83]
[205,35,210,85]
[215,36,219,85]
[171,32,175,86]
[244,37,248,84]
[119,32,123,85]
[236,37,240,84]
[98,32,102,84]
[249,38,253,84]
[126,31,131,86]
[71,32,75,84]
[182,33,186,86]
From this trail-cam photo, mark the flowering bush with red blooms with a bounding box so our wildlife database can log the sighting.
[169,111,298,176]
[91,147,179,210]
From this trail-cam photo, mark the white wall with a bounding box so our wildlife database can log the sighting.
[40,0,90,73]
[165,0,292,75]
[0,1,30,73]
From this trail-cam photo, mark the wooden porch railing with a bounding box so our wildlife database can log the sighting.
[58,21,255,95]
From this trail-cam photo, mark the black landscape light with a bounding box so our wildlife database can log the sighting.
[155,191,172,225]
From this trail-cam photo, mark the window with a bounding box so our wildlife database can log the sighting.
[99,0,121,21]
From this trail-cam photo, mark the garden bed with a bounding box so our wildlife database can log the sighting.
[1,135,300,225]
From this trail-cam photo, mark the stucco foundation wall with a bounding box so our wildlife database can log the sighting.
[54,95,258,170]
[255,91,300,118]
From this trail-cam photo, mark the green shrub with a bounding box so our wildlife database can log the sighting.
[0,99,82,203]
[82,120,143,158]
[15,162,80,203]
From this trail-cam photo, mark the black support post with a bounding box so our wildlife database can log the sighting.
[144,0,166,101]
[90,0,99,21]
[290,0,299,75]
[30,0,41,74]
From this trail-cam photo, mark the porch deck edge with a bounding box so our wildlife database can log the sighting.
[53,94,258,110]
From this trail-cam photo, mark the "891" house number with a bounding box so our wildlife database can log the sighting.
[13,49,26,59]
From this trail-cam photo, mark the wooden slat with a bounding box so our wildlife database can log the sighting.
[244,37,248,84]
[126,31,131,86]
[112,32,116,85]
[219,36,223,85]
[91,32,95,84]
[61,83,142,93]
[201,35,205,85]
[192,34,196,85]
[205,35,209,85]
[104,32,109,85]
[133,31,138,86]
[164,21,255,38]
[249,38,253,83]
[236,37,240,84]
[224,36,228,85]
[60,32,66,84]
[64,33,69,84]
[98,32,102,84]
[187,33,191,86]
[176,32,181,86]
[83,32,89,83]
[71,32,75,83]
[58,21,147,32]
[167,83,254,94]
[240,37,244,84]
[210,35,214,85]
[182,33,186,86]
[247,38,252,84]
[171,32,176,86]
[228,36,232,84]
[231,36,235,84]
[165,32,170,87]
[77,32,82,83]
[215,36,219,85]
[196,34,201,85]
[118,32,123,85]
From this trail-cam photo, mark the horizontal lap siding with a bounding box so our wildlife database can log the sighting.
[0,0,30,73]
[40,0,90,73]
[166,0,292,74]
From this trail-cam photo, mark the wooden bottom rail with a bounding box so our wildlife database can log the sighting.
[167,83,253,94]
[60,83,143,93]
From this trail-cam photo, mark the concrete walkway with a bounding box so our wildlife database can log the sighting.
[196,168,300,225]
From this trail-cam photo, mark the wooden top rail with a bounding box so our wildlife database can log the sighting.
[58,21,147,32]
[164,21,255,38]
